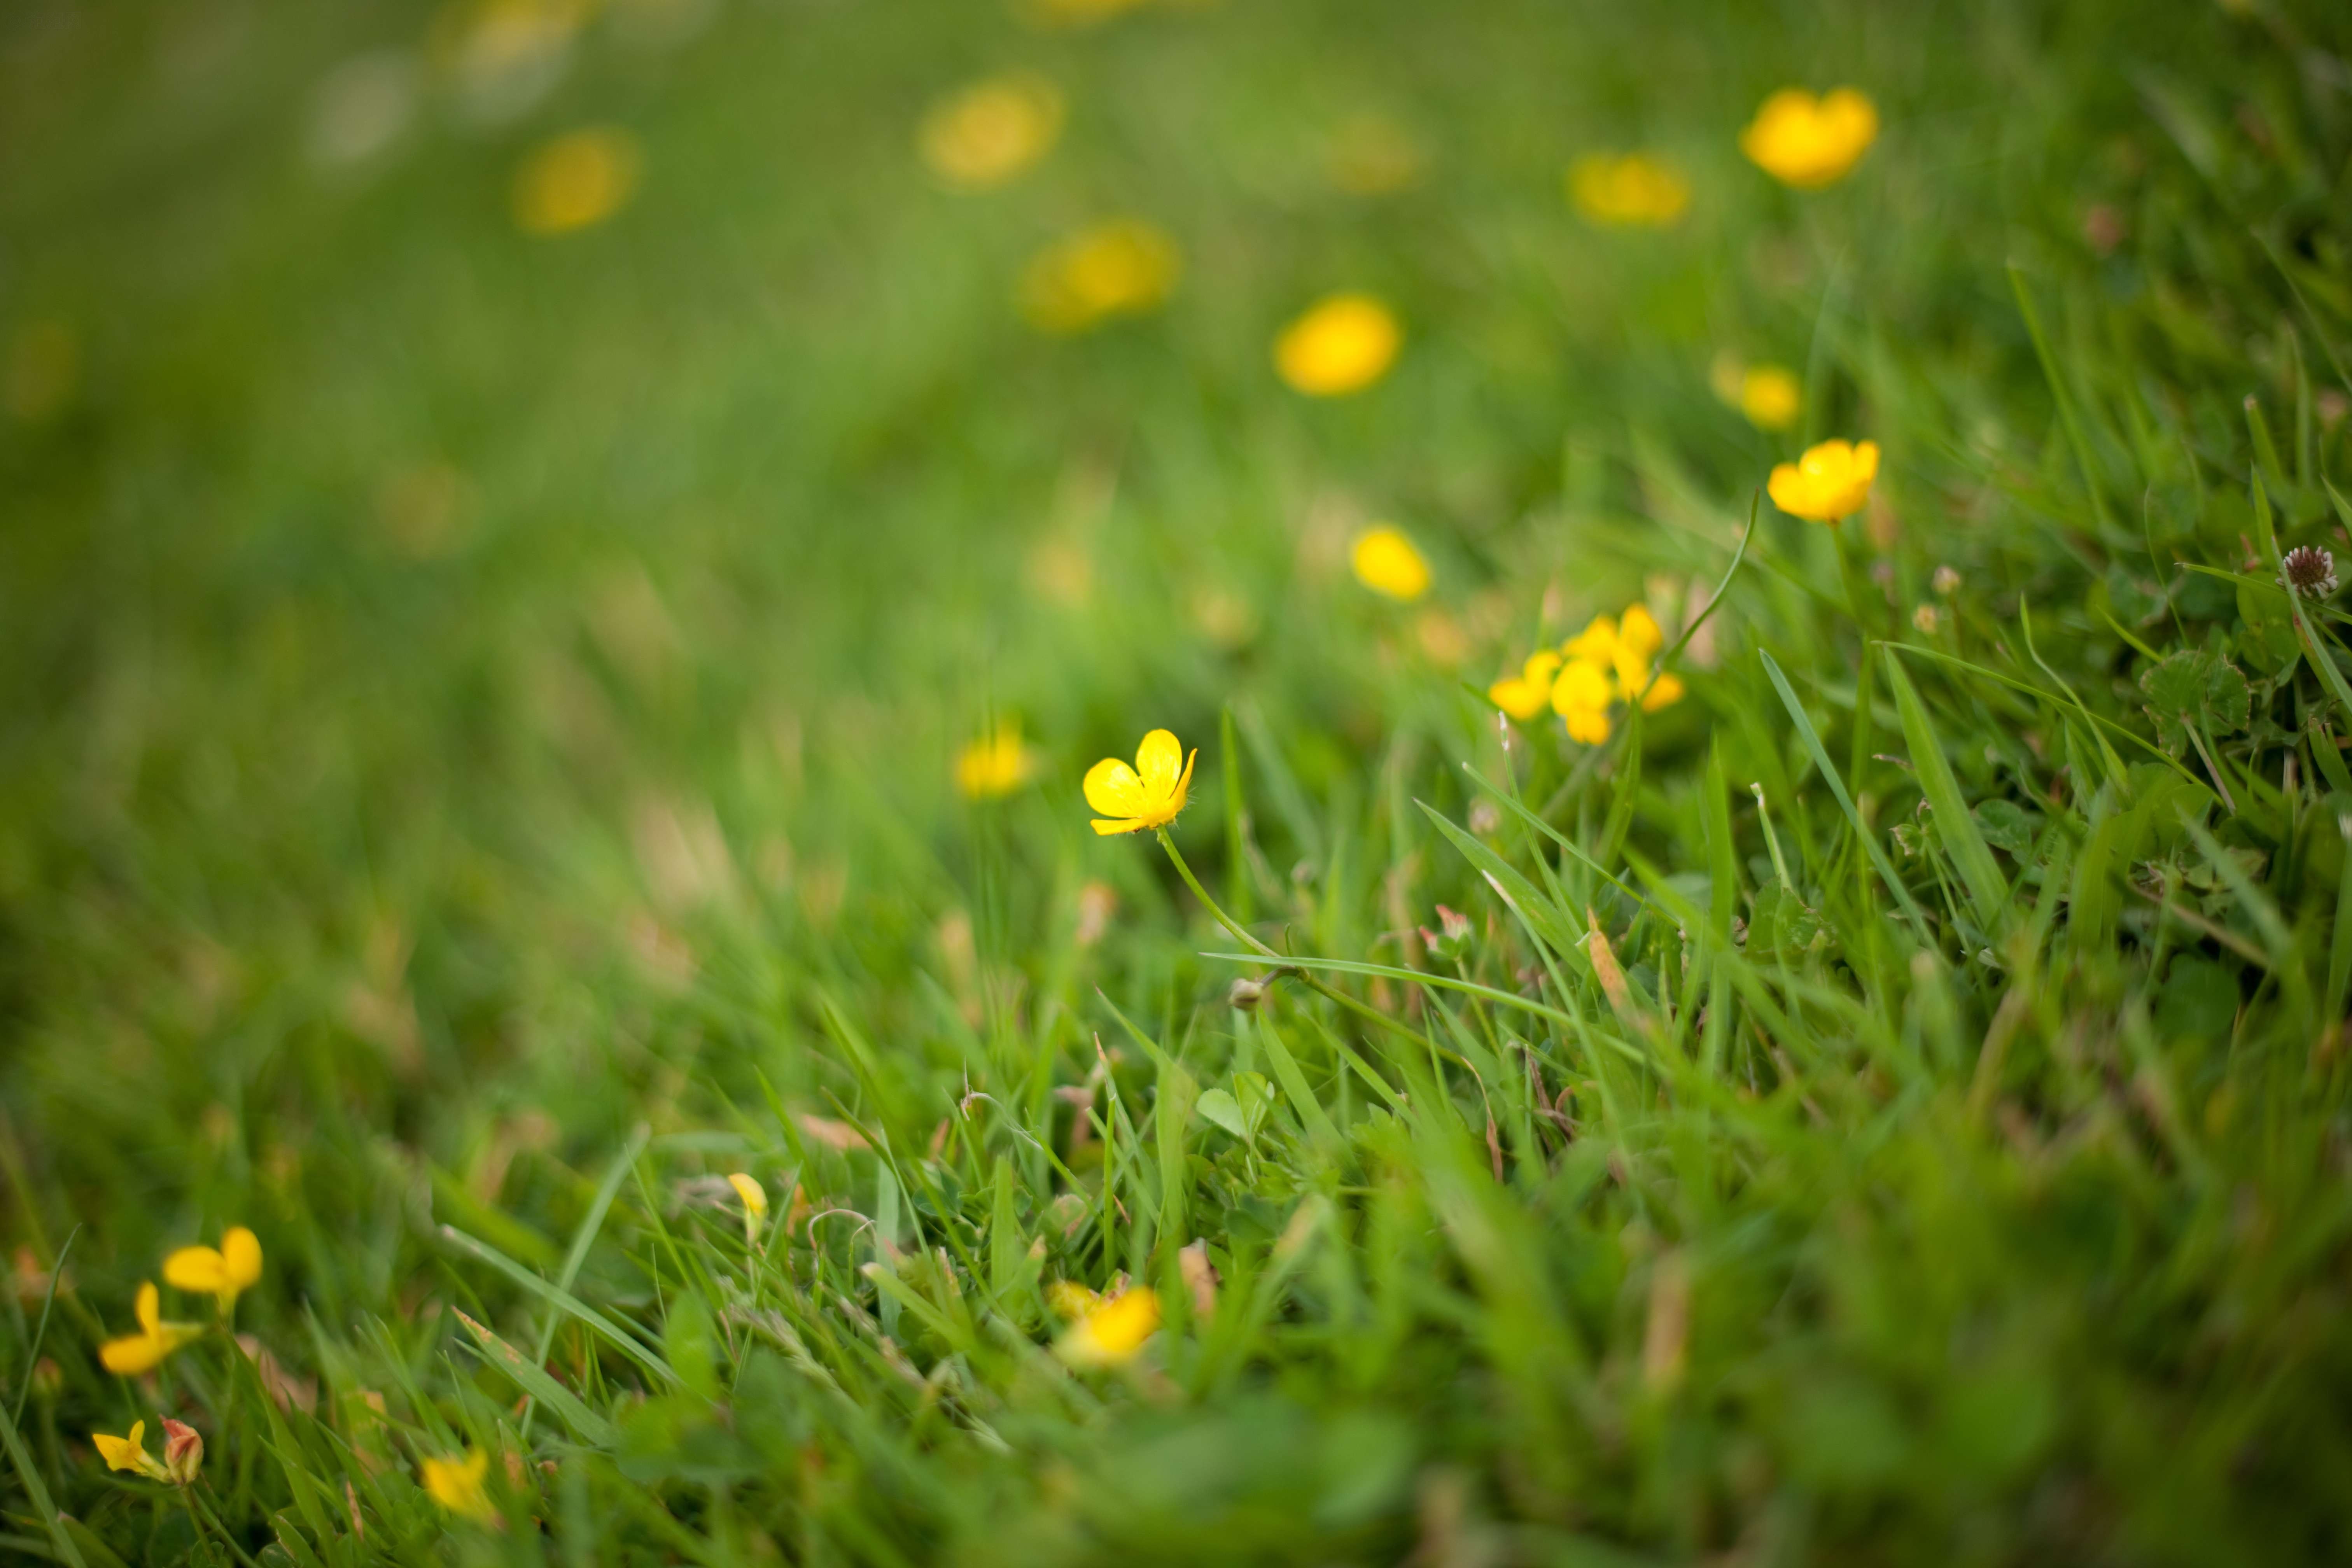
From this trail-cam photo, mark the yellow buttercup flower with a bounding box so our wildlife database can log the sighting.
[1488,651,1562,722]
[1768,438,1880,523]
[93,1420,172,1482]
[919,75,1063,189]
[164,1225,262,1315]
[99,1283,205,1376]
[422,1448,497,1522]
[1275,294,1400,397]
[1350,526,1430,601]
[726,1172,767,1245]
[1736,364,1801,430]
[513,126,642,236]
[1567,152,1689,226]
[1741,88,1878,188]
[956,723,1037,800]
[1084,729,1196,837]
[1020,219,1180,334]
[1055,1285,1160,1368]
[1550,656,1614,745]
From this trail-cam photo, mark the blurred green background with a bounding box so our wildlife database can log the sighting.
[7,0,2352,1562]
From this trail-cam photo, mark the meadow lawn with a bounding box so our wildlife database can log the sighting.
[5,0,2352,1563]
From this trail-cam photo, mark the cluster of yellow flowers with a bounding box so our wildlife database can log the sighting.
[1488,605,1684,745]
[93,1416,204,1487]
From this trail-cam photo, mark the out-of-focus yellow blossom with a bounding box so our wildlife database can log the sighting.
[422,1448,497,1522]
[164,1226,262,1316]
[1606,606,1684,711]
[100,1283,204,1376]
[160,1419,204,1486]
[1020,220,1180,333]
[513,127,642,235]
[94,1420,171,1482]
[1567,152,1689,226]
[1054,1284,1160,1367]
[956,723,1037,799]
[1350,526,1430,601]
[726,1172,767,1245]
[919,75,1063,189]
[1083,729,1195,836]
[1561,614,1620,666]
[1741,88,1879,188]
[1737,365,1801,430]
[1769,438,1880,522]
[1275,294,1400,397]
[1488,651,1561,722]
[1550,657,1614,745]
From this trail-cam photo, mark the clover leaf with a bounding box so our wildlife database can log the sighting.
[2138,649,2249,754]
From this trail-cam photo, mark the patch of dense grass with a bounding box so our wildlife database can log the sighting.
[5,0,2352,1562]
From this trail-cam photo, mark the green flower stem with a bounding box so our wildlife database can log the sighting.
[1155,830,1436,1058]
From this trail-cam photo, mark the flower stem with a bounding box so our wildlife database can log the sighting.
[1154,831,1435,1056]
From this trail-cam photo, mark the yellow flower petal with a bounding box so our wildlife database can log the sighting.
[1136,728,1184,796]
[957,723,1035,799]
[164,1246,228,1295]
[1561,615,1619,663]
[1741,87,1879,188]
[134,1280,161,1336]
[1275,294,1400,397]
[1564,705,1613,745]
[1738,364,1802,430]
[1350,526,1431,601]
[1020,220,1179,334]
[1640,672,1686,712]
[1084,757,1148,821]
[1768,438,1880,522]
[1055,1286,1160,1368]
[727,1172,766,1216]
[1550,658,1613,718]
[422,1448,497,1522]
[221,1228,262,1290]
[1488,650,1562,722]
[1617,605,1662,658]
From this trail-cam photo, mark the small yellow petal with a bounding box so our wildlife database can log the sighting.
[1083,757,1150,819]
[727,1172,767,1216]
[1768,437,1879,522]
[221,1228,262,1292]
[1741,86,1879,188]
[101,1333,164,1376]
[1056,1286,1161,1367]
[1561,615,1619,663]
[164,1247,228,1295]
[1135,729,1185,796]
[1617,605,1662,658]
[1640,672,1687,712]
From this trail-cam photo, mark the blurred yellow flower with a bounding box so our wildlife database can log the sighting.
[726,1172,766,1244]
[956,722,1037,799]
[1275,293,1400,397]
[919,75,1063,189]
[1055,1284,1160,1367]
[1567,152,1689,226]
[1350,526,1430,601]
[1488,651,1562,722]
[513,127,642,236]
[1083,728,1195,836]
[93,1420,171,1482]
[164,1225,262,1315]
[99,1283,204,1376]
[1741,88,1878,188]
[422,1448,496,1522]
[1550,656,1614,745]
[1769,438,1880,522]
[1729,363,1801,430]
[1020,220,1180,333]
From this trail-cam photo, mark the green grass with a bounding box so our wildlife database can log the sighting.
[5,0,2352,1562]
